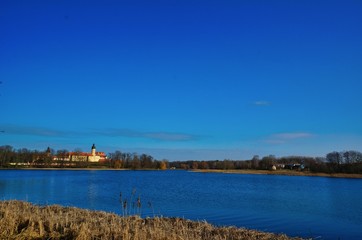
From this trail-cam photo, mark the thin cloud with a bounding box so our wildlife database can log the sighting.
[93,128,141,138]
[0,124,72,137]
[1,124,199,142]
[253,101,271,106]
[265,132,314,144]
[95,128,198,141]
[273,132,314,140]
[143,132,196,141]
[122,147,252,161]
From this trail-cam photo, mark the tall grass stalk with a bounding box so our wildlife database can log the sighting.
[120,189,143,217]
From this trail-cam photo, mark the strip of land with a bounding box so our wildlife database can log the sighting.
[3,167,362,179]
[0,200,303,240]
[192,169,362,179]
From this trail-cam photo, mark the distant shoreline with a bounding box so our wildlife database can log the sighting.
[192,169,362,179]
[2,167,362,179]
[0,167,129,171]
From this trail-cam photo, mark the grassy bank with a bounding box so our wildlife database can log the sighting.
[192,169,362,178]
[0,200,303,240]
[4,167,362,179]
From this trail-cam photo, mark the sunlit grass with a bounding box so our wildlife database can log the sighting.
[0,200,304,240]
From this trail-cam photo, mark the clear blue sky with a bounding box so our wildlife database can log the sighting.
[1,0,361,160]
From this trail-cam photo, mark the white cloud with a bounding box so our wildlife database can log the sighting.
[265,132,314,144]
[273,132,314,140]
[253,101,271,106]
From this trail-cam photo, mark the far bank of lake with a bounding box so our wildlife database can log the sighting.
[192,169,362,179]
[3,167,362,179]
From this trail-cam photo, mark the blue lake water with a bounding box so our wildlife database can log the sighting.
[0,169,361,239]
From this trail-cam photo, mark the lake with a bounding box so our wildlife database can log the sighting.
[0,169,361,239]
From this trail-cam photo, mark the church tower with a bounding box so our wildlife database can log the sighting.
[91,143,96,156]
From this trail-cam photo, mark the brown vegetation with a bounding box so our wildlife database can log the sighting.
[0,200,303,240]
[192,169,362,178]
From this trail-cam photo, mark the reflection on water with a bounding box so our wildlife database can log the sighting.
[0,170,361,239]
[86,171,100,208]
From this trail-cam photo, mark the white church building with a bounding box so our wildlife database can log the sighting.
[54,144,107,162]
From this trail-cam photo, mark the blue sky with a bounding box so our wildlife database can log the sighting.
[1,0,361,160]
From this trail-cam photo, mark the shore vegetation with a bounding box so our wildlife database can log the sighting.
[1,145,362,175]
[192,169,362,178]
[0,200,303,240]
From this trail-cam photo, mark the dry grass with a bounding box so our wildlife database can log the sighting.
[0,200,304,240]
[193,169,362,178]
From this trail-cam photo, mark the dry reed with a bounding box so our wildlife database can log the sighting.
[0,200,304,240]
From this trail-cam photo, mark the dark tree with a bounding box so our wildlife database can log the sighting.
[259,155,276,170]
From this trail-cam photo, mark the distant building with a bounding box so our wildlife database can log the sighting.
[54,144,107,162]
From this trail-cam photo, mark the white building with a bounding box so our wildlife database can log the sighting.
[54,144,107,162]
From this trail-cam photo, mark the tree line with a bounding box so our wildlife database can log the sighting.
[0,145,53,167]
[168,150,362,174]
[108,150,168,170]
[0,145,168,169]
[1,145,361,174]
